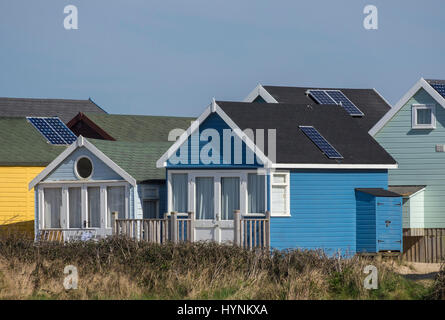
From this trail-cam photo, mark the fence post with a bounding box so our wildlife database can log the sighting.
[112,211,119,235]
[234,210,241,246]
[265,210,271,249]
[188,211,195,242]
[170,211,178,243]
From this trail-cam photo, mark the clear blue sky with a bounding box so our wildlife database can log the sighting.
[0,0,444,116]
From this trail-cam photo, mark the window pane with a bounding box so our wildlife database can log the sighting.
[143,200,158,219]
[417,108,432,125]
[273,174,286,184]
[107,186,125,227]
[272,186,286,214]
[248,174,265,213]
[172,173,188,212]
[88,187,101,228]
[221,177,240,220]
[195,177,214,220]
[68,187,82,228]
[43,188,62,228]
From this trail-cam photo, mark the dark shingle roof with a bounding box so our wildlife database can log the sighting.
[260,86,391,131]
[425,79,445,85]
[83,113,194,142]
[0,97,106,123]
[89,139,172,182]
[388,185,426,197]
[217,101,396,165]
[0,117,66,166]
[356,188,401,197]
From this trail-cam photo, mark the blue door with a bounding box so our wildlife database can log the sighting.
[376,197,402,252]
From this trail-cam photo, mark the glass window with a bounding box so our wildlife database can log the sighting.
[88,187,101,228]
[172,173,188,213]
[107,186,125,227]
[417,108,432,125]
[195,177,214,220]
[76,157,93,179]
[247,173,265,214]
[143,200,159,219]
[221,177,240,220]
[412,105,435,129]
[68,187,82,228]
[43,188,62,228]
[271,172,289,216]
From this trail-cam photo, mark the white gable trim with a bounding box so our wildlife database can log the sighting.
[156,100,273,168]
[29,136,136,190]
[369,78,445,136]
[243,84,278,103]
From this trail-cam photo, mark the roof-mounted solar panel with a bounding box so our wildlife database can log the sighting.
[324,90,364,116]
[299,126,343,159]
[307,89,364,117]
[430,83,445,99]
[307,89,336,104]
[27,117,77,145]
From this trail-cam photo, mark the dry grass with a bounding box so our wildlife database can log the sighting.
[0,235,437,300]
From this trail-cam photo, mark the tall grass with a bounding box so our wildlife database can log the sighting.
[0,235,436,300]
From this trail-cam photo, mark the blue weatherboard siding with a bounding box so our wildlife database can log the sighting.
[270,169,388,255]
[167,113,262,168]
[376,197,402,251]
[356,191,377,253]
[375,88,445,228]
[45,147,123,181]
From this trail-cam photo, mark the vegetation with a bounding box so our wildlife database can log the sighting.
[0,235,440,300]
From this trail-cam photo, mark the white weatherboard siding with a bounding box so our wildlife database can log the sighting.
[375,88,445,228]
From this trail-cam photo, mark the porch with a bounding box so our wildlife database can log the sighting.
[37,210,271,250]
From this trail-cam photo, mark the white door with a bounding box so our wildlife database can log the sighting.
[192,174,241,243]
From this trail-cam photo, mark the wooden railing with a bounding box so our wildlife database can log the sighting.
[37,228,97,242]
[113,212,194,244]
[234,210,270,250]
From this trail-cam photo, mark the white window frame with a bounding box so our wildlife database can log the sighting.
[74,156,94,180]
[412,104,436,129]
[270,171,290,217]
[167,170,267,218]
[38,181,129,230]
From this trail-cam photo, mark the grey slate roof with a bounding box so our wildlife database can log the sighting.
[217,101,396,165]
[260,86,391,132]
[0,97,106,123]
[355,188,401,197]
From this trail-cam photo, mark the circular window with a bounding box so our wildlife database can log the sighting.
[76,157,93,179]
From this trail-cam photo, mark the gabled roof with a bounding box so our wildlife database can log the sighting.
[388,185,426,198]
[217,101,396,167]
[369,78,445,136]
[0,97,107,123]
[157,100,397,169]
[89,139,172,182]
[0,117,66,166]
[244,84,391,132]
[67,112,195,142]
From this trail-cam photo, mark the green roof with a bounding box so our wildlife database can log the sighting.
[89,139,173,182]
[85,113,195,142]
[0,117,66,166]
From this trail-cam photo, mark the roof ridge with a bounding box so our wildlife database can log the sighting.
[0,96,92,102]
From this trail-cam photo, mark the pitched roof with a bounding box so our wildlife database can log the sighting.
[425,79,445,99]
[88,139,172,181]
[216,101,396,165]
[388,185,426,197]
[74,113,195,142]
[0,97,107,123]
[248,85,391,132]
[0,117,66,166]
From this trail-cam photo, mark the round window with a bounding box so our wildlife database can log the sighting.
[76,157,93,179]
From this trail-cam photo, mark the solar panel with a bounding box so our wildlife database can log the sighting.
[324,90,364,116]
[299,126,343,159]
[27,117,77,145]
[307,89,336,104]
[430,83,445,99]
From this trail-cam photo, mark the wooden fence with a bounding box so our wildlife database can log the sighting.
[234,210,270,250]
[114,210,270,249]
[37,228,97,242]
[403,228,445,263]
[113,212,194,244]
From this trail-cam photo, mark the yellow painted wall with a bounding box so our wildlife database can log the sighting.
[0,167,44,233]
